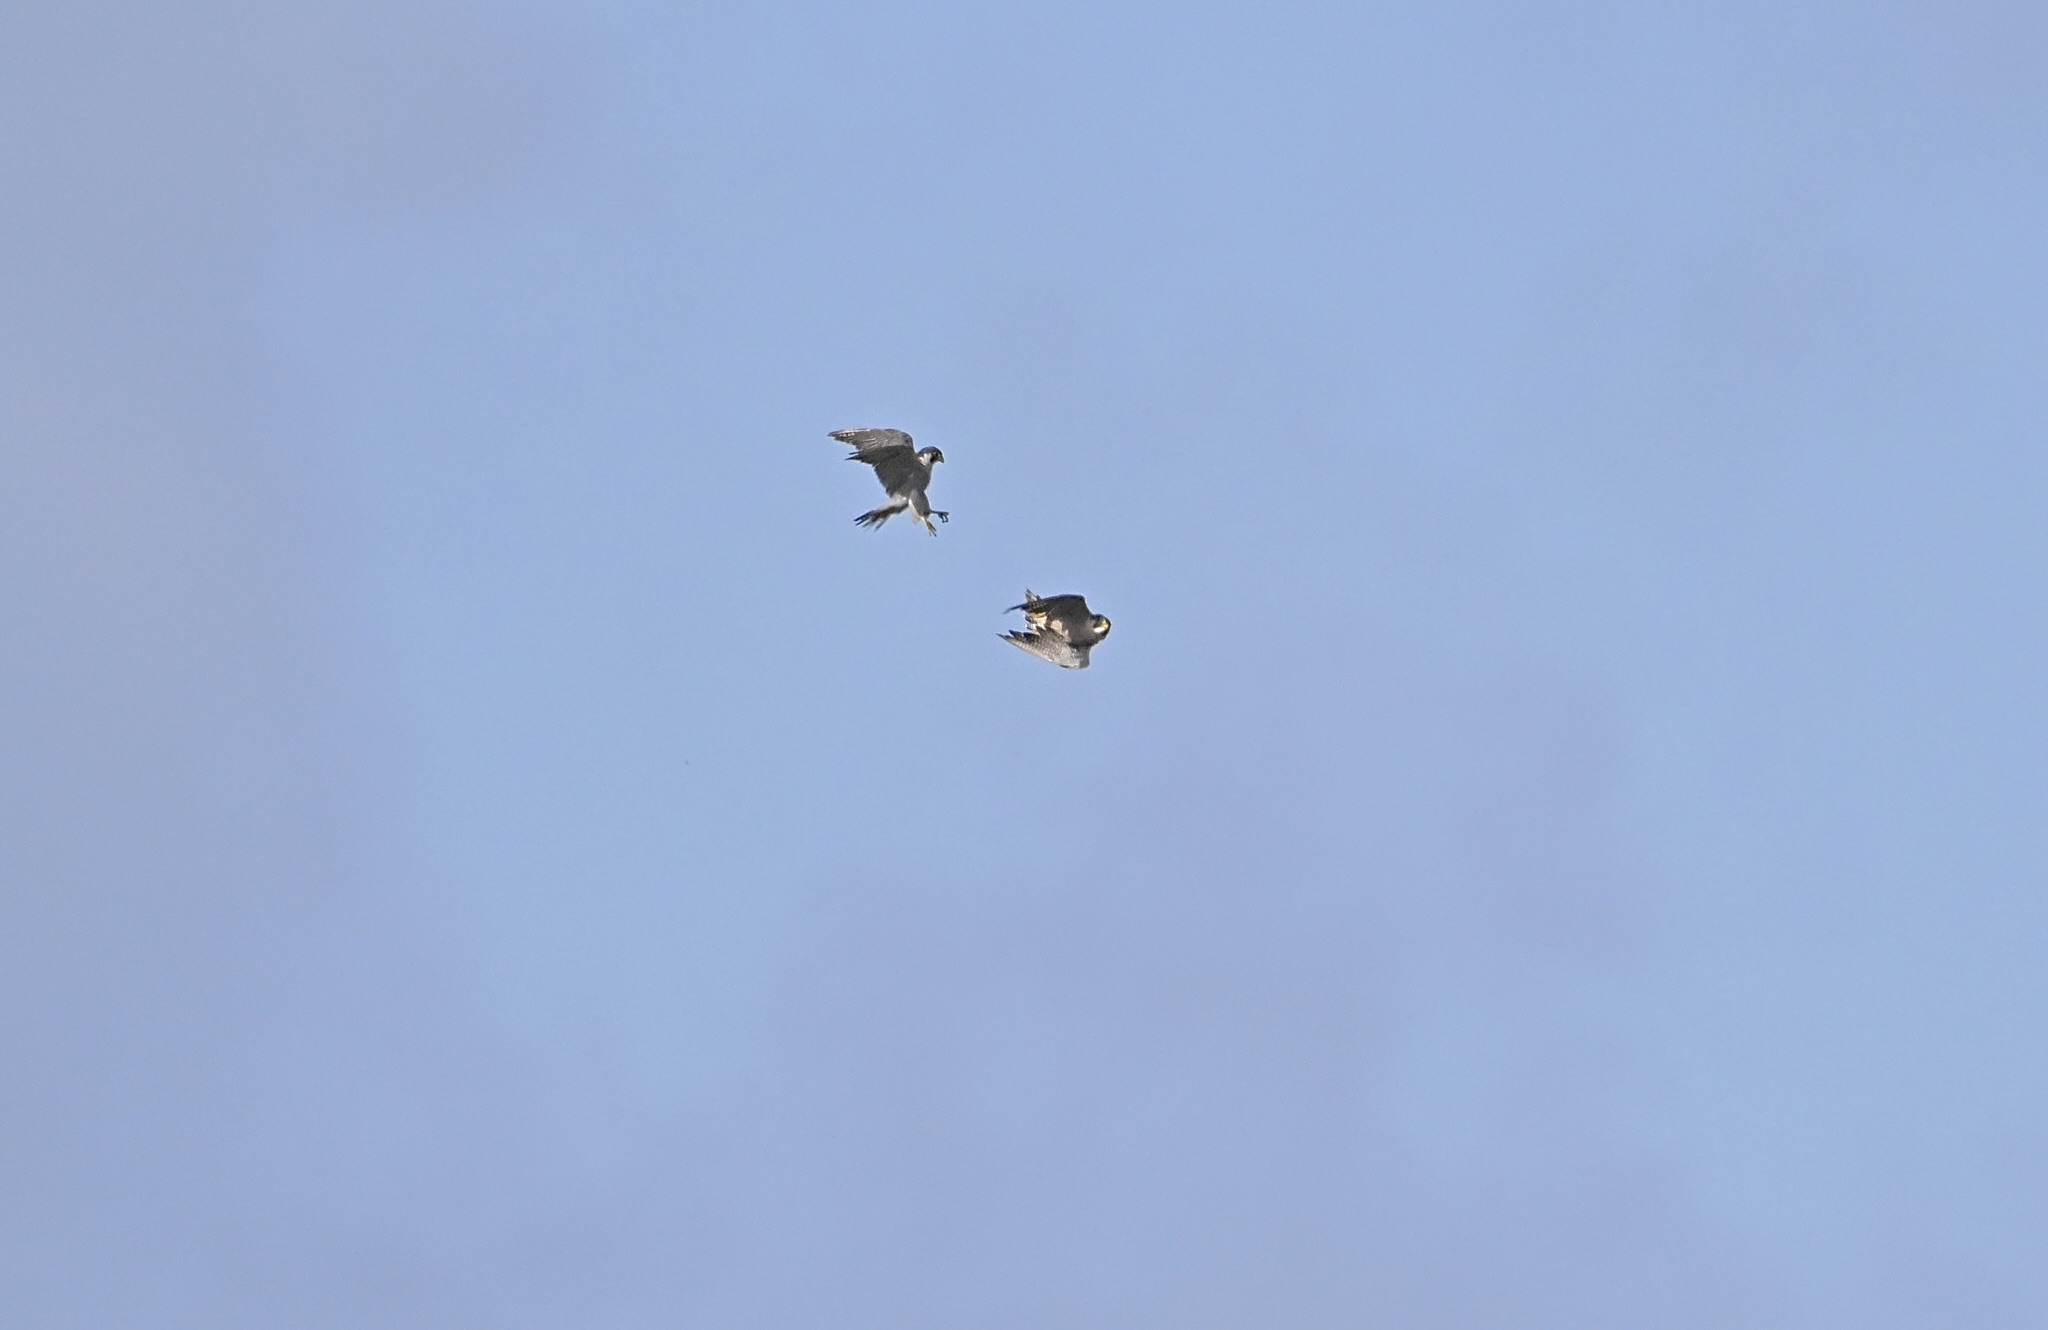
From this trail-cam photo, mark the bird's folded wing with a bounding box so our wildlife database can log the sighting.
[1012,593,1087,617]
[1038,603,1095,641]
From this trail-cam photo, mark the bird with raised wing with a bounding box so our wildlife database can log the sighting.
[1003,589,1112,669]
[832,427,948,535]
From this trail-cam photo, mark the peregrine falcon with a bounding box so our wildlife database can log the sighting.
[832,427,948,536]
[1003,590,1112,669]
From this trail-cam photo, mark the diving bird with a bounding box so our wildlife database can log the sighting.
[1003,589,1112,669]
[832,427,947,535]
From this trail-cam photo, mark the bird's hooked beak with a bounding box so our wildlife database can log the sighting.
[1093,616,1112,636]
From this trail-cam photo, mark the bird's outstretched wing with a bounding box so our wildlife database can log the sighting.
[1003,630,1091,669]
[832,428,922,495]
[831,427,911,447]
[832,427,913,459]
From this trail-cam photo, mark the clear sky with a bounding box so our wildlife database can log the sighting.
[4,0,2046,1324]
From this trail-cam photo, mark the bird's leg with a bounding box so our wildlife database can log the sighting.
[933,510,949,523]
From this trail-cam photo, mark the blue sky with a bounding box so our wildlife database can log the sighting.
[4,1,2046,1324]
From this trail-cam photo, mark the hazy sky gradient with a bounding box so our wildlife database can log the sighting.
[5,1,2046,1325]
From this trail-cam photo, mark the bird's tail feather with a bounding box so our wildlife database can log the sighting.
[854,499,905,528]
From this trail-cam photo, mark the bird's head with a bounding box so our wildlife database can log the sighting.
[1092,615,1112,638]
[919,447,946,465]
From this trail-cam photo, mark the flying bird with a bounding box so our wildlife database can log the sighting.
[832,427,947,535]
[1003,589,1112,669]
